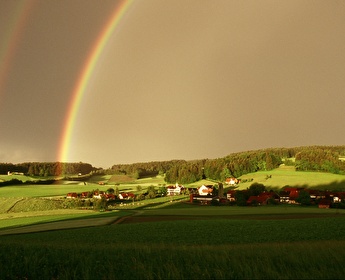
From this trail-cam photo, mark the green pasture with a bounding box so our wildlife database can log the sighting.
[3,165,345,278]
[238,165,345,190]
[0,174,35,182]
[135,175,166,185]
[0,209,119,229]
[0,183,99,198]
[186,178,218,187]
[88,174,114,184]
[0,182,151,198]
[1,211,345,279]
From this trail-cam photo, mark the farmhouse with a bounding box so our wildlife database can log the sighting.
[247,191,279,206]
[119,192,135,200]
[93,191,105,199]
[198,185,213,196]
[305,189,326,201]
[226,190,236,202]
[105,193,116,201]
[167,183,184,195]
[225,177,240,185]
[318,199,331,209]
[7,171,24,176]
[81,191,90,198]
[66,192,78,198]
[329,192,345,203]
[279,187,303,204]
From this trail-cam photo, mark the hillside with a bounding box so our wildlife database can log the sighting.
[237,165,345,191]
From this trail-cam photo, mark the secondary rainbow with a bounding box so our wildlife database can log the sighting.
[0,1,35,98]
[58,0,133,163]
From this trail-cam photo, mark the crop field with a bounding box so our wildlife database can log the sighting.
[1,169,345,279]
[0,209,105,229]
[1,204,345,279]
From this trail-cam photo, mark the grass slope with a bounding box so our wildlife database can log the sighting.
[238,165,345,190]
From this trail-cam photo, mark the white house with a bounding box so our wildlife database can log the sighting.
[198,185,213,196]
[167,183,183,195]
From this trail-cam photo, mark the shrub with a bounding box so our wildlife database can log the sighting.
[93,197,107,211]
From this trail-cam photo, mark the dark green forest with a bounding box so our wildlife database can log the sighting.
[1,146,345,184]
[0,162,94,177]
[110,146,345,184]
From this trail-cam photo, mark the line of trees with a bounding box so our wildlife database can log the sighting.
[295,147,345,173]
[1,145,344,182]
[0,162,94,176]
[110,146,345,184]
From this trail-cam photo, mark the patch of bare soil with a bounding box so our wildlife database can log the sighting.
[116,213,343,224]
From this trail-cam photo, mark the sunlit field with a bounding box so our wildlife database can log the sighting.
[1,170,345,279]
[238,166,345,190]
[1,207,345,279]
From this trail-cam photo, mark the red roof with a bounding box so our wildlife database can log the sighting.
[247,192,275,204]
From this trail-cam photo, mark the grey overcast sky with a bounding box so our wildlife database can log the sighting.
[0,0,345,168]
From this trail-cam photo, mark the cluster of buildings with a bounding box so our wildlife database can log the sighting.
[65,176,345,209]
[66,191,135,201]
[227,187,345,208]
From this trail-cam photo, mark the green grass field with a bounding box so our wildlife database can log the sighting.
[1,205,345,279]
[1,168,345,279]
[238,165,345,190]
[0,174,36,182]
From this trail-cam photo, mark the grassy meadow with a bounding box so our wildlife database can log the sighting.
[1,167,345,279]
[237,165,345,190]
[1,204,345,279]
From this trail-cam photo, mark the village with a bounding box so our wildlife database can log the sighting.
[66,177,345,209]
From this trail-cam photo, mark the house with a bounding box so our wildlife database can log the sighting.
[225,177,240,185]
[105,193,116,201]
[305,189,325,202]
[279,190,290,203]
[119,192,135,200]
[81,191,90,198]
[7,171,24,176]
[167,183,184,196]
[226,190,236,202]
[67,192,78,198]
[247,191,279,206]
[93,191,105,199]
[330,192,345,203]
[318,199,331,209]
[280,187,303,204]
[198,185,213,196]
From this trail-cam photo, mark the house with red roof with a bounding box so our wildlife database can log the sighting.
[225,177,240,185]
[279,187,304,204]
[247,191,279,206]
[119,192,135,200]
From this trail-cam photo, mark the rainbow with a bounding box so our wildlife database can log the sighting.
[0,1,35,98]
[57,0,133,163]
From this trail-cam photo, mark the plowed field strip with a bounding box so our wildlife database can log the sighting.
[116,213,342,224]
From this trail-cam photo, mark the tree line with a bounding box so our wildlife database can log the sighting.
[110,146,345,184]
[1,145,344,182]
[0,162,94,177]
